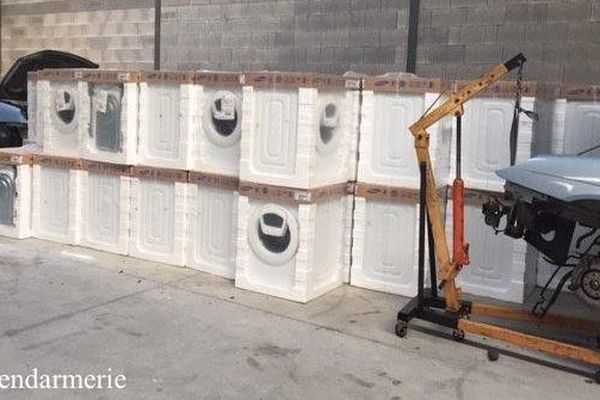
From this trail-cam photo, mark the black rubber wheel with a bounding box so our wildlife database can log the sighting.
[595,370,600,384]
[487,349,500,362]
[452,329,465,342]
[395,321,408,338]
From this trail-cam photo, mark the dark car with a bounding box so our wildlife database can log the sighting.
[0,50,98,148]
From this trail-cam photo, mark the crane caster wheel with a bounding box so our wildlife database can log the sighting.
[452,329,465,342]
[487,349,500,362]
[395,321,408,338]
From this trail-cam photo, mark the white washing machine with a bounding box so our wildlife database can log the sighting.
[82,71,138,165]
[0,154,32,239]
[80,162,131,255]
[235,192,350,302]
[445,195,538,303]
[38,76,88,157]
[32,157,83,245]
[138,72,197,170]
[195,81,243,177]
[358,76,450,189]
[351,195,422,297]
[449,87,537,192]
[129,167,189,266]
[240,72,358,189]
[187,175,239,279]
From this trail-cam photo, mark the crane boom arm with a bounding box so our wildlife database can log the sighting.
[408,53,526,311]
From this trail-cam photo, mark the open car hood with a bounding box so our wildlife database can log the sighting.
[0,50,98,102]
[497,156,600,202]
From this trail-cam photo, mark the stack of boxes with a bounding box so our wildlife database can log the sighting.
[186,72,243,279]
[444,81,543,303]
[235,72,359,302]
[1,66,591,305]
[351,75,451,297]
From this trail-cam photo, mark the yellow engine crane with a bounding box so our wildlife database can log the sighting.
[396,53,600,381]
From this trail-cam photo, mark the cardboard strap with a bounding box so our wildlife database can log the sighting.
[189,171,239,191]
[244,72,348,90]
[139,71,193,83]
[363,76,442,94]
[83,160,131,176]
[560,84,600,101]
[239,181,350,205]
[131,165,188,183]
[355,182,447,204]
[0,152,34,166]
[33,154,83,170]
[192,72,243,87]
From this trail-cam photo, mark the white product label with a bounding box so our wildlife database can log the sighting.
[94,90,108,113]
[55,92,74,112]
[213,94,235,120]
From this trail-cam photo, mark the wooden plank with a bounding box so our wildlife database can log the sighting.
[459,319,600,367]
[471,303,600,334]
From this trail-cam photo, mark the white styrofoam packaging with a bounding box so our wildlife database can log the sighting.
[186,172,240,278]
[241,72,359,189]
[193,72,245,177]
[351,196,420,296]
[445,195,537,303]
[129,167,189,266]
[546,86,600,157]
[358,76,451,189]
[81,71,139,165]
[138,72,196,170]
[37,70,89,158]
[80,162,131,255]
[0,149,34,239]
[235,187,351,302]
[31,156,83,245]
[449,81,539,192]
[350,185,446,296]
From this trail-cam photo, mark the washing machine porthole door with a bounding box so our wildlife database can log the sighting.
[0,168,16,226]
[248,204,299,265]
[316,102,341,155]
[202,90,242,148]
[93,86,123,153]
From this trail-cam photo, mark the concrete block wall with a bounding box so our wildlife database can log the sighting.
[2,0,599,83]
[160,0,410,74]
[0,0,154,73]
[417,0,600,84]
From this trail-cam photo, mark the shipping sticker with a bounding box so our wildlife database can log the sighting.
[213,93,236,120]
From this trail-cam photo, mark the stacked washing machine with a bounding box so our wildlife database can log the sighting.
[31,69,139,250]
[443,80,544,303]
[234,72,360,302]
[184,72,244,279]
[351,75,451,297]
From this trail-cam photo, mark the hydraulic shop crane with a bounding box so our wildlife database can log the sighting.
[396,53,600,382]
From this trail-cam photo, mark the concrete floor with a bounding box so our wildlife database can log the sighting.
[1,237,599,399]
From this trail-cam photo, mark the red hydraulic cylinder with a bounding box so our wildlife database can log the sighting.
[452,178,470,267]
